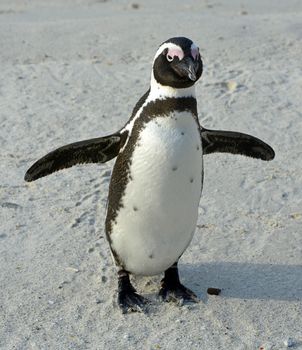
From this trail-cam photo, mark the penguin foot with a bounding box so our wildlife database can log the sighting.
[159,262,199,305]
[117,270,148,313]
[118,289,148,314]
[159,282,199,304]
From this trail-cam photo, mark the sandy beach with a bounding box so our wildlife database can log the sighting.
[1,0,301,349]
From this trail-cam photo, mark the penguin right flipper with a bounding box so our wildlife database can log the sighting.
[201,128,275,161]
[24,131,128,182]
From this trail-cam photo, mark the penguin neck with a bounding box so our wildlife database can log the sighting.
[149,71,196,101]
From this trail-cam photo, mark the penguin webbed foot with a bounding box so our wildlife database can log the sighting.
[159,262,199,305]
[159,281,199,305]
[118,289,148,314]
[117,271,149,314]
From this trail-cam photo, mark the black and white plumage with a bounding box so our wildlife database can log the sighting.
[25,37,275,313]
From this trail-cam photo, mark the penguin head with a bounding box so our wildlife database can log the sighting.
[152,37,203,89]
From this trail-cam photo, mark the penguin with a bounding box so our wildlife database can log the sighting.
[25,37,275,313]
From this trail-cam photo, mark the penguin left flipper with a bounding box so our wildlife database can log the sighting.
[24,131,128,182]
[201,128,275,161]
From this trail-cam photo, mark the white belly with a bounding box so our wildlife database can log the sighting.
[110,112,203,275]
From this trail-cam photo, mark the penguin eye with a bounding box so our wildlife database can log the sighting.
[165,47,184,61]
[166,54,174,62]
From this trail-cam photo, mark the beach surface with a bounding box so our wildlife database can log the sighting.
[1,0,302,349]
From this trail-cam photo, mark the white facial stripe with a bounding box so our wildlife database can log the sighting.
[153,42,183,62]
[154,42,199,63]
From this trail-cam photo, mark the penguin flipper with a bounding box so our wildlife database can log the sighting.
[24,131,128,182]
[201,128,275,161]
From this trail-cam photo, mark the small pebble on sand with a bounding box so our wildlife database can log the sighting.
[283,338,295,348]
[226,80,237,92]
[207,287,221,295]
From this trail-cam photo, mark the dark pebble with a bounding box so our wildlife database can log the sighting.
[207,287,221,295]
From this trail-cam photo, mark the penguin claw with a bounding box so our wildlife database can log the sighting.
[118,290,149,314]
[159,283,199,304]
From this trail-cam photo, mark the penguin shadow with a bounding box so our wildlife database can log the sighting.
[180,262,302,302]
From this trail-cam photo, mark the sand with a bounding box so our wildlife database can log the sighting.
[1,0,301,349]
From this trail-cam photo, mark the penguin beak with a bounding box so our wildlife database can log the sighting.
[172,57,198,81]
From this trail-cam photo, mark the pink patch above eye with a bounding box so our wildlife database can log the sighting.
[167,48,184,60]
[191,47,199,60]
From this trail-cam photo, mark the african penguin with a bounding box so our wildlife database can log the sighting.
[25,37,275,313]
